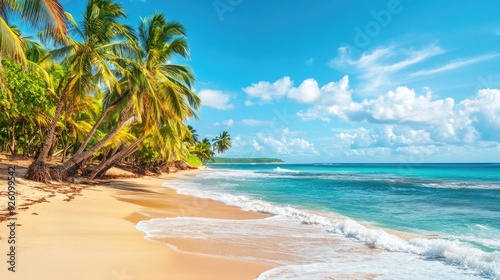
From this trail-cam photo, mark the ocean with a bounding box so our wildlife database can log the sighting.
[136,163,500,279]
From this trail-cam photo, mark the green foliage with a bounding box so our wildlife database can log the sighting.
[212,131,231,154]
[0,59,54,155]
[207,158,285,164]
[136,145,159,163]
[2,1,225,180]
[185,153,202,167]
[189,138,214,163]
[0,59,51,119]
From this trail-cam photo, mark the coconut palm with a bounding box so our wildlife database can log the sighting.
[186,125,198,143]
[212,131,231,154]
[0,0,67,64]
[76,13,200,179]
[26,0,136,182]
[190,138,214,163]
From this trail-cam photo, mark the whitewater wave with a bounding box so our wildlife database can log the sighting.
[422,182,500,190]
[274,167,300,174]
[165,179,500,279]
[204,168,500,191]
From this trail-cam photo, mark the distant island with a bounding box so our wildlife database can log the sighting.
[207,157,285,164]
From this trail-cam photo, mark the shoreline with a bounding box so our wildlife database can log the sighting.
[1,159,494,279]
[0,161,277,279]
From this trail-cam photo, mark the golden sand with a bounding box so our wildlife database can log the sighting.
[0,158,275,280]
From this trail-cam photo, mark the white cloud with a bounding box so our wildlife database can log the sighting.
[410,53,500,78]
[244,100,255,106]
[322,88,500,159]
[330,44,500,96]
[256,129,317,155]
[298,80,455,126]
[330,44,444,94]
[305,58,314,66]
[243,76,292,103]
[395,145,439,155]
[243,73,499,149]
[458,89,500,141]
[332,126,433,150]
[214,119,234,127]
[198,89,234,110]
[252,140,263,151]
[288,78,322,104]
[243,75,351,109]
[362,87,455,124]
[241,119,273,126]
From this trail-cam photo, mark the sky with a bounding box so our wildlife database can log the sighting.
[62,0,500,163]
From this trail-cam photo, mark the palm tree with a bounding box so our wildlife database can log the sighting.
[212,131,231,154]
[0,0,67,65]
[186,125,198,143]
[190,138,214,163]
[26,0,136,182]
[84,13,200,179]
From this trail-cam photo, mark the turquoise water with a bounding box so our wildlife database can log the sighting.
[206,163,500,252]
[137,163,500,279]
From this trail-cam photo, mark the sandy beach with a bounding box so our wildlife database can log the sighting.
[0,158,276,280]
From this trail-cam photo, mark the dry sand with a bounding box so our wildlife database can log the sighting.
[0,157,276,280]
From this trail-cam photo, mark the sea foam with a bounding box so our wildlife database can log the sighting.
[161,177,500,279]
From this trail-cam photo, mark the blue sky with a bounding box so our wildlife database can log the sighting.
[63,0,500,163]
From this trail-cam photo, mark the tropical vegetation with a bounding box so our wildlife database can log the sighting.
[0,0,231,183]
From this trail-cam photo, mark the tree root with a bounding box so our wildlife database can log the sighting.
[49,165,69,182]
[25,161,51,183]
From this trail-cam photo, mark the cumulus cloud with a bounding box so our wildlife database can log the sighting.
[333,126,433,150]
[243,75,351,109]
[256,129,317,155]
[297,79,457,128]
[198,89,234,110]
[252,140,263,151]
[459,89,500,141]
[239,70,500,160]
[243,76,292,103]
[288,78,322,103]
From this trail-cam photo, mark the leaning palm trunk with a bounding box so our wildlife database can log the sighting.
[88,134,146,179]
[59,107,133,177]
[26,84,70,183]
[73,93,130,156]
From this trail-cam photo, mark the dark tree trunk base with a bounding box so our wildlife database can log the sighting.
[49,165,69,182]
[65,165,80,177]
[25,161,51,183]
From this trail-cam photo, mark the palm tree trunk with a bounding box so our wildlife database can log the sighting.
[73,92,129,156]
[88,135,145,179]
[36,86,69,162]
[61,107,132,174]
[10,121,16,156]
[25,83,70,182]
[94,145,139,179]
